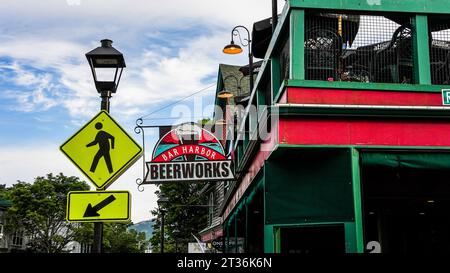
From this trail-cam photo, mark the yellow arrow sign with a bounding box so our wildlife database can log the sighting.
[66,191,131,222]
[60,111,143,189]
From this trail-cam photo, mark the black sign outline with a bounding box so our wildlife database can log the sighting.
[66,190,131,223]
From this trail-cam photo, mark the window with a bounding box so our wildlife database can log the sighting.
[304,12,414,84]
[279,37,290,81]
[11,230,24,247]
[428,16,450,85]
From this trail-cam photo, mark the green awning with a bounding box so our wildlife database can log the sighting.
[361,152,450,170]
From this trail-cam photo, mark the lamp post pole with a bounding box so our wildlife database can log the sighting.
[233,26,253,92]
[100,90,112,112]
[86,39,125,254]
[248,42,254,92]
[172,228,180,253]
[272,0,278,33]
[224,26,254,92]
[160,209,166,253]
[157,194,169,253]
[92,91,110,254]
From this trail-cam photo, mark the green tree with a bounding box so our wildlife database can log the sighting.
[73,222,149,253]
[150,183,208,253]
[150,119,212,253]
[103,223,148,253]
[4,173,90,253]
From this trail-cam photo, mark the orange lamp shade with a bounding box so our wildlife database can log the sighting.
[217,90,234,99]
[223,41,243,54]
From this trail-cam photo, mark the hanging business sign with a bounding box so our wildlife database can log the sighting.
[143,123,234,183]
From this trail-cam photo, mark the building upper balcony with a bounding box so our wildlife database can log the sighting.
[249,0,450,103]
[226,1,450,177]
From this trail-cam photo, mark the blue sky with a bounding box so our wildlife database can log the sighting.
[0,0,285,223]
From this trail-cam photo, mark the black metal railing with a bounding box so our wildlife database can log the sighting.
[304,12,417,84]
[429,16,450,85]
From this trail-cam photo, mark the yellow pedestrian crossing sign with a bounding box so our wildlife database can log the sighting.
[60,110,143,189]
[66,191,131,222]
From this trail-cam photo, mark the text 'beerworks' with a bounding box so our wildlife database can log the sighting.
[145,161,234,183]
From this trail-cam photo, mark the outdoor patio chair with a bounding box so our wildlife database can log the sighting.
[305,27,343,81]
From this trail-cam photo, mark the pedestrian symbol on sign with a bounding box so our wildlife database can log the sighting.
[86,122,115,174]
[60,110,143,190]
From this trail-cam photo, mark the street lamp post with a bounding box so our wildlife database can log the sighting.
[86,39,126,112]
[172,228,180,253]
[223,26,254,92]
[85,39,126,253]
[157,194,169,253]
[160,208,166,253]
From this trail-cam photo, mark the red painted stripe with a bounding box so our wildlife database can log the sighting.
[280,118,450,147]
[287,87,443,106]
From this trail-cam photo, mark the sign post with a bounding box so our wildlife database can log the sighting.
[60,110,142,253]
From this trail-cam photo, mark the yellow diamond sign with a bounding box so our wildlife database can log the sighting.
[66,191,131,222]
[60,111,143,189]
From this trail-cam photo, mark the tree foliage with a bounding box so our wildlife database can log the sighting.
[150,182,208,253]
[103,223,148,253]
[149,118,213,252]
[3,173,90,253]
[70,222,149,253]
[3,173,149,253]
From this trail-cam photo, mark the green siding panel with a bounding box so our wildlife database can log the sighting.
[265,149,354,224]
[361,152,450,169]
[351,148,364,253]
[290,9,305,80]
[264,225,275,253]
[344,222,358,253]
[413,15,431,84]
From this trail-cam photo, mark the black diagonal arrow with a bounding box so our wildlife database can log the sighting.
[84,195,116,217]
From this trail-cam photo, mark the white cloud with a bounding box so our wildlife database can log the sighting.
[0,63,60,112]
[0,39,87,68]
[0,0,286,121]
[0,31,237,121]
[0,0,284,29]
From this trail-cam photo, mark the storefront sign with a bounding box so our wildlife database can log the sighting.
[144,123,235,184]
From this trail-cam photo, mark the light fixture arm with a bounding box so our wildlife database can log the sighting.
[230,25,254,92]
[231,25,251,48]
